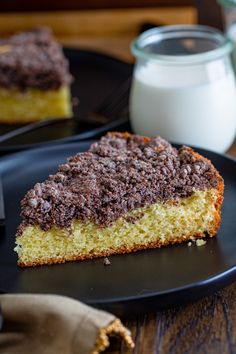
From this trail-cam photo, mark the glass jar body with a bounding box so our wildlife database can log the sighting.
[130,26,236,153]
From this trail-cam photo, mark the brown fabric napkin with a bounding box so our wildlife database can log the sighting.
[0,294,134,354]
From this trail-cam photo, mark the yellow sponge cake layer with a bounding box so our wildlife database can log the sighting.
[0,86,72,123]
[15,188,221,267]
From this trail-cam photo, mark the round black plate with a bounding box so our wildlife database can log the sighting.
[0,141,236,315]
[0,48,132,153]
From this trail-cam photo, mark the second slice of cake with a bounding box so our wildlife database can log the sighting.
[15,132,224,267]
[0,28,72,123]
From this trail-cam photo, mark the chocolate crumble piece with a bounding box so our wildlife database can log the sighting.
[125,213,145,224]
[0,27,72,91]
[103,257,111,266]
[18,132,219,234]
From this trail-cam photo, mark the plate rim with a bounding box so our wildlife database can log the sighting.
[85,263,236,305]
[0,47,132,153]
[0,140,236,310]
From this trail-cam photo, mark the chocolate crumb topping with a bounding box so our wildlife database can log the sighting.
[18,132,219,234]
[125,213,145,224]
[0,27,72,91]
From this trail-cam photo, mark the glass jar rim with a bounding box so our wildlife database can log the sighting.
[131,25,232,65]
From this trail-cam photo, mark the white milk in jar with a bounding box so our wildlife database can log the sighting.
[130,26,236,153]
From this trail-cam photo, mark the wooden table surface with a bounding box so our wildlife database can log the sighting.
[110,282,236,353]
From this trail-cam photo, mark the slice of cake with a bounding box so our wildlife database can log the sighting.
[0,27,72,124]
[15,132,224,267]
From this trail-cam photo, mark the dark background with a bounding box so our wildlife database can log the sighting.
[0,0,223,30]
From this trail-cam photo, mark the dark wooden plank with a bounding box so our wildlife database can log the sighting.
[107,283,236,353]
[0,0,193,12]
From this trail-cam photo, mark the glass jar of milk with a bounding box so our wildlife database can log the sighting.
[130,25,236,153]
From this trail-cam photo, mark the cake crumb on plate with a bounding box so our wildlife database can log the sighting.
[103,257,111,266]
[196,239,207,247]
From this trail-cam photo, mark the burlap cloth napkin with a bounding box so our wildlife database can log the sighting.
[0,294,134,354]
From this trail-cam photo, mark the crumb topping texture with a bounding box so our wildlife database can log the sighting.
[18,133,219,233]
[0,27,72,90]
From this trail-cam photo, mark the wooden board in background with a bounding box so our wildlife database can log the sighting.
[0,7,197,62]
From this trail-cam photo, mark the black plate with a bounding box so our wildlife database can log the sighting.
[0,48,132,153]
[0,141,236,315]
